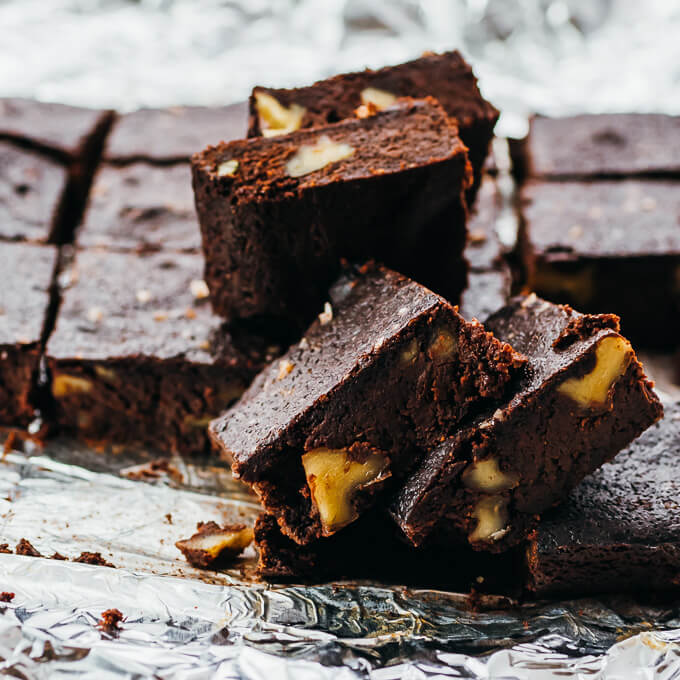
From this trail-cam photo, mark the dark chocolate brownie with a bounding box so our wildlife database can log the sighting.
[459,269,511,322]
[104,103,248,164]
[46,249,280,456]
[526,401,680,596]
[249,50,498,201]
[0,242,58,426]
[0,141,70,243]
[519,179,680,346]
[193,98,471,325]
[512,113,680,180]
[76,162,200,252]
[210,264,525,545]
[391,294,662,552]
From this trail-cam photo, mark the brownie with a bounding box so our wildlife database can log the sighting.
[0,242,58,426]
[193,98,471,325]
[76,162,200,252]
[459,269,511,322]
[512,113,680,180]
[526,401,680,596]
[0,141,70,243]
[46,250,280,456]
[391,294,662,552]
[519,179,680,346]
[210,264,525,545]
[249,50,498,201]
[104,103,248,164]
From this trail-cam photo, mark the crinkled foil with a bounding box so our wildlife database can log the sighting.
[2,1,680,677]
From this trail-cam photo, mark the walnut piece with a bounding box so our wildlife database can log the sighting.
[469,495,510,543]
[557,335,632,408]
[534,264,595,305]
[52,373,93,397]
[302,447,390,535]
[176,522,254,569]
[462,458,519,493]
[400,338,419,364]
[360,87,397,110]
[217,159,239,177]
[286,135,355,178]
[254,91,305,137]
[428,329,457,360]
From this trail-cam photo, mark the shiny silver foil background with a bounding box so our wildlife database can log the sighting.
[2,1,680,677]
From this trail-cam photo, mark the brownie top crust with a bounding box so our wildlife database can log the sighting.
[525,113,680,178]
[0,241,57,346]
[0,98,112,162]
[105,102,248,164]
[47,249,267,366]
[522,179,680,258]
[0,140,68,243]
[193,98,469,198]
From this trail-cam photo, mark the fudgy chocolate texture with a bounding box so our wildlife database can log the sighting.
[46,249,279,456]
[76,162,200,252]
[391,295,662,553]
[105,103,248,164]
[0,242,58,426]
[193,98,471,325]
[210,264,525,545]
[512,113,680,180]
[459,270,511,323]
[527,401,680,596]
[519,179,680,346]
[0,141,69,243]
[249,50,498,201]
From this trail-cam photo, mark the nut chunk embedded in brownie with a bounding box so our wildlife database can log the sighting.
[46,250,279,456]
[526,401,680,596]
[391,294,662,552]
[193,97,471,326]
[209,264,525,545]
[248,50,498,201]
[0,242,58,426]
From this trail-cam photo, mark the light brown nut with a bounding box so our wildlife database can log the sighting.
[217,159,239,177]
[533,263,595,305]
[360,87,397,110]
[286,136,355,178]
[94,366,118,383]
[302,447,390,535]
[400,338,419,365]
[52,374,93,397]
[428,329,457,360]
[175,522,254,569]
[469,495,510,543]
[254,92,306,137]
[557,335,633,408]
[462,458,518,493]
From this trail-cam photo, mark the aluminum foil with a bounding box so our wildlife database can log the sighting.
[2,1,680,677]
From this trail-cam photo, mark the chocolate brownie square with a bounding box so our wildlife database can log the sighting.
[193,98,471,326]
[391,294,662,552]
[210,264,524,545]
[46,250,279,456]
[526,401,680,596]
[76,162,200,252]
[519,179,680,346]
[104,103,248,164]
[0,242,58,426]
[249,50,497,201]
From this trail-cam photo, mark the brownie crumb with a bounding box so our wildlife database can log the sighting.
[15,539,42,557]
[51,552,68,561]
[176,521,254,569]
[120,458,183,483]
[97,608,124,634]
[0,592,15,603]
[0,544,11,554]
[553,312,620,350]
[73,552,115,568]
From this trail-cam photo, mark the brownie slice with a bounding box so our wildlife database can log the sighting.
[193,98,471,326]
[76,162,200,252]
[46,250,279,456]
[0,141,70,243]
[391,294,662,552]
[519,179,680,346]
[0,242,58,426]
[104,103,248,164]
[512,113,680,180]
[248,50,498,201]
[210,264,525,545]
[526,401,680,596]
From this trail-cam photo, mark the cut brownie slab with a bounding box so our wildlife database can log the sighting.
[104,103,248,164]
[519,179,680,346]
[210,264,525,545]
[391,294,662,552]
[193,97,471,325]
[248,50,498,201]
[0,141,70,243]
[0,242,58,426]
[46,250,279,456]
[76,162,200,252]
[527,401,680,596]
